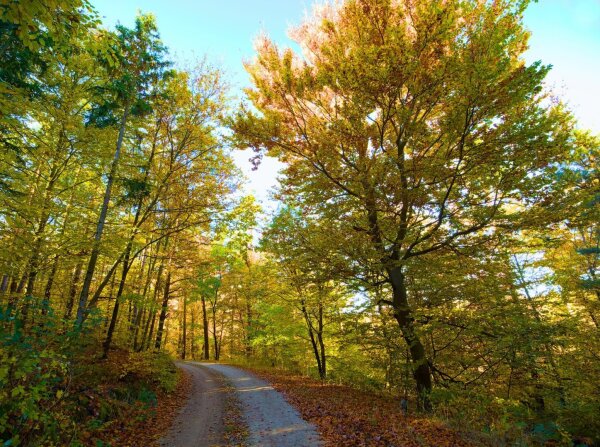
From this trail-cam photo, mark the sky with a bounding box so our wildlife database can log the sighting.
[92,0,600,208]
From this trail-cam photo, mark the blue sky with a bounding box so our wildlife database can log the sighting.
[93,0,600,205]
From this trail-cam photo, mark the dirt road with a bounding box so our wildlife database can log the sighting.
[158,362,226,447]
[160,362,322,447]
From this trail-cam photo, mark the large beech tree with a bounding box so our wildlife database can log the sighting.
[232,0,574,408]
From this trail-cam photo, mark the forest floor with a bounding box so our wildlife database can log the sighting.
[73,348,192,446]
[118,366,192,446]
[243,366,484,447]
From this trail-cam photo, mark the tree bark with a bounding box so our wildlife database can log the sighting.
[41,255,59,315]
[142,260,164,351]
[102,244,132,358]
[190,304,196,360]
[389,266,432,411]
[181,296,187,359]
[0,275,8,294]
[317,300,326,379]
[201,294,210,360]
[211,299,219,361]
[133,247,157,350]
[64,261,83,319]
[301,299,324,379]
[154,271,171,350]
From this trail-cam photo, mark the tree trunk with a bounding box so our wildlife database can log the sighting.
[317,300,326,379]
[8,277,18,311]
[24,208,50,299]
[76,106,129,326]
[143,247,165,350]
[64,262,83,320]
[41,255,59,315]
[133,247,157,350]
[245,297,252,358]
[154,271,171,350]
[201,294,210,360]
[139,309,153,351]
[301,299,324,379]
[190,304,196,360]
[102,244,132,358]
[146,312,157,350]
[0,275,8,296]
[21,202,53,324]
[15,271,27,295]
[389,266,432,411]
[132,308,144,350]
[211,300,219,361]
[181,296,187,359]
[103,270,117,329]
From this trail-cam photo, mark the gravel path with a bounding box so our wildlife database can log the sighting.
[196,363,322,447]
[158,362,226,447]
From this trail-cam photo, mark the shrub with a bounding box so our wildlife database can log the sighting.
[0,305,71,446]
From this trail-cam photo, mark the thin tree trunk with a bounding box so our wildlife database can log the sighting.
[211,300,219,361]
[142,260,164,351]
[245,296,252,357]
[139,309,153,352]
[133,246,157,349]
[0,275,8,296]
[317,300,326,379]
[201,294,209,360]
[146,312,157,351]
[155,271,171,350]
[103,269,118,329]
[190,304,196,360]
[513,255,563,410]
[132,308,144,350]
[41,255,59,315]
[163,320,170,351]
[102,245,132,358]
[8,277,18,311]
[22,160,61,310]
[15,271,27,295]
[76,106,130,326]
[64,261,83,320]
[20,203,52,324]
[301,299,323,379]
[181,296,187,360]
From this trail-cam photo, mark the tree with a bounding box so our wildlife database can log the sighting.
[262,207,348,379]
[0,0,97,116]
[76,14,171,326]
[0,17,106,324]
[232,0,574,409]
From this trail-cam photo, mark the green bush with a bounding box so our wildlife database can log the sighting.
[0,305,71,446]
[0,303,180,446]
[430,386,577,446]
[125,350,178,393]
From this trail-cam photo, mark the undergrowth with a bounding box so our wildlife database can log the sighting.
[0,303,179,446]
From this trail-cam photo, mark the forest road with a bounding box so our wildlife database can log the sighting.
[158,362,226,447]
[161,362,322,447]
[200,363,322,447]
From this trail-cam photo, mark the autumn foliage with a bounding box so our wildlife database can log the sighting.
[248,367,478,447]
[1,0,599,445]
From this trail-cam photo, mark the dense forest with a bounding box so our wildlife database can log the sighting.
[1,0,598,446]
